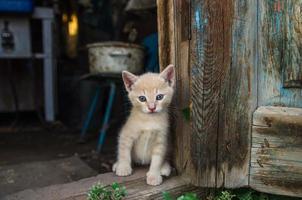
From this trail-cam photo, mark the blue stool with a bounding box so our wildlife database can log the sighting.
[79,73,120,152]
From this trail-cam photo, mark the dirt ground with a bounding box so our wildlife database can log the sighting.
[0,113,119,174]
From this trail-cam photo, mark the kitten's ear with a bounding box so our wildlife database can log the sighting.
[122,71,138,91]
[160,64,175,87]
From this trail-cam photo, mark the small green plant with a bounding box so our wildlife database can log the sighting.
[177,193,199,200]
[87,182,127,200]
[162,192,174,200]
[235,190,253,200]
[215,191,236,200]
[163,191,198,200]
[162,189,257,200]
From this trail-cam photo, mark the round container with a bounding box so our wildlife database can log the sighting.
[87,42,144,74]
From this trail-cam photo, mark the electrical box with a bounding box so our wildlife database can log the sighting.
[0,17,31,58]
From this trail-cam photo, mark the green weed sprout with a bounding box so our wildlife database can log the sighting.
[87,182,127,200]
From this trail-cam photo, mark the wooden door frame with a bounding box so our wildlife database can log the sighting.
[157,0,192,182]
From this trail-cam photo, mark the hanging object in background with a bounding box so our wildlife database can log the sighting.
[123,21,138,42]
[125,0,156,11]
[61,0,79,58]
[62,12,79,58]
[87,42,144,74]
[67,13,78,36]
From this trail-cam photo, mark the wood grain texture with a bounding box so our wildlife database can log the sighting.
[191,0,221,187]
[124,176,207,200]
[159,0,302,191]
[283,0,302,88]
[157,0,176,71]
[173,0,192,179]
[190,0,236,187]
[258,0,302,107]
[157,0,193,188]
[250,106,302,197]
[217,0,258,188]
[190,0,257,188]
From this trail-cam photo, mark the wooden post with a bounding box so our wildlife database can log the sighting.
[189,0,257,187]
[217,0,258,188]
[172,0,192,181]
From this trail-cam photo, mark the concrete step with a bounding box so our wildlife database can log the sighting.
[0,156,97,198]
[3,168,147,200]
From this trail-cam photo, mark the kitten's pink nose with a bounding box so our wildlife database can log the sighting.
[148,104,156,112]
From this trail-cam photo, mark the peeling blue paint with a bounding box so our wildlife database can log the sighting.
[192,4,206,77]
[194,9,208,31]
[275,12,281,32]
[195,10,201,28]
[259,0,302,108]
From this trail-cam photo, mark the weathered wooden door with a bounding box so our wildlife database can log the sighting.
[249,1,302,197]
[158,0,302,197]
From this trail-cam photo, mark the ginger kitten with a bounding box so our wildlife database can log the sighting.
[113,64,175,186]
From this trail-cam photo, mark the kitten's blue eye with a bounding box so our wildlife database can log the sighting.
[138,96,147,102]
[156,94,164,100]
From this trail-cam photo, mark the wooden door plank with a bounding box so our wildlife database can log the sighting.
[258,0,302,107]
[217,0,258,188]
[191,0,226,187]
[250,106,302,197]
[190,0,258,188]
[283,0,302,88]
[258,0,282,106]
[190,0,257,188]
[190,0,245,187]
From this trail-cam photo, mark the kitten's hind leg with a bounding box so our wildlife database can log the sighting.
[112,162,117,172]
[160,161,171,177]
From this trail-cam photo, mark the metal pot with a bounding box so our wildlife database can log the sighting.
[87,42,144,74]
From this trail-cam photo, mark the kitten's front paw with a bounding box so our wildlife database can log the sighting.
[114,162,132,176]
[146,172,163,186]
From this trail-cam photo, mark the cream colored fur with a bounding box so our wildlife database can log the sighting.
[112,65,175,186]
